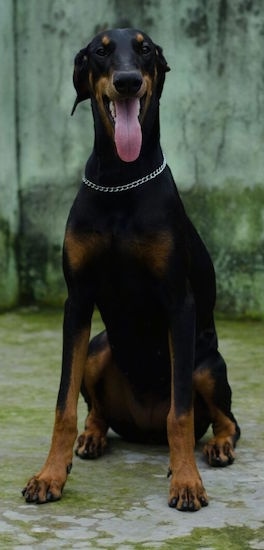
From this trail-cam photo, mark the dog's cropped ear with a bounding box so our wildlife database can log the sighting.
[71,47,91,115]
[155,44,170,98]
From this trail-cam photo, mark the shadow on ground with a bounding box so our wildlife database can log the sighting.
[0,309,263,549]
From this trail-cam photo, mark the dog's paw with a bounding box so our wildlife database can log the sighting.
[168,471,208,511]
[203,436,236,467]
[22,463,70,504]
[75,430,107,459]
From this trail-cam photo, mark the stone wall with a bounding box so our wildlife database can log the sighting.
[1,0,263,317]
[0,0,19,308]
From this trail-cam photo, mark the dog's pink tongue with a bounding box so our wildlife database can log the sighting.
[114,98,142,162]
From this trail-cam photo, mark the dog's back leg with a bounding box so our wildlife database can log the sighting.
[76,331,111,459]
[194,352,240,467]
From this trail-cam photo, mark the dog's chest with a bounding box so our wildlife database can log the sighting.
[65,228,173,281]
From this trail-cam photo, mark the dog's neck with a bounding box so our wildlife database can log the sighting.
[85,98,164,188]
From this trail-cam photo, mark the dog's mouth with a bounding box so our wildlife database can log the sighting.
[104,96,144,163]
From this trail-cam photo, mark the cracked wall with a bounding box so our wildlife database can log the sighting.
[0,0,263,316]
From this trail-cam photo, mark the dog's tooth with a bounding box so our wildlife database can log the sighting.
[109,101,116,119]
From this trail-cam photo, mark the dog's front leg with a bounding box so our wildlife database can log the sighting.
[167,293,208,511]
[22,297,93,503]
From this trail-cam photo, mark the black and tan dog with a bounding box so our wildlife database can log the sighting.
[23,28,240,511]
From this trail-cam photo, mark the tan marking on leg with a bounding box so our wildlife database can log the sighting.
[194,368,236,438]
[76,338,111,458]
[23,327,90,503]
[194,368,237,465]
[167,407,208,510]
[85,340,112,388]
[167,332,208,510]
[42,325,91,463]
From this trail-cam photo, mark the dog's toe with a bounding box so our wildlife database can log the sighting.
[75,431,107,459]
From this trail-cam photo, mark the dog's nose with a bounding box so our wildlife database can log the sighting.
[113,71,143,95]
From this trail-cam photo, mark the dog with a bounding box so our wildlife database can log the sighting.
[22,28,240,511]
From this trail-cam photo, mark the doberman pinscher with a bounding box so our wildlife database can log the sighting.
[23,28,240,511]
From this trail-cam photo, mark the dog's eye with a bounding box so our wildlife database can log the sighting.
[141,43,151,55]
[96,46,108,57]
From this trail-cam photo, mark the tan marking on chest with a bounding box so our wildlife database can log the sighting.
[64,230,108,271]
[128,231,173,277]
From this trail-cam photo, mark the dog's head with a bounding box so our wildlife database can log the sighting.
[71,28,170,162]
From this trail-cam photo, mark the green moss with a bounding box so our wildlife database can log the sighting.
[157,525,264,550]
[0,219,19,310]
[183,183,264,319]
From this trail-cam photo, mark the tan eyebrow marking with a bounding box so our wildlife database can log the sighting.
[136,33,144,43]
[102,35,110,46]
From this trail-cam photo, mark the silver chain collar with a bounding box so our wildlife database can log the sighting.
[82,155,166,193]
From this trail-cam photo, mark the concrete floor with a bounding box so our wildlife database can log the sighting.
[0,309,263,549]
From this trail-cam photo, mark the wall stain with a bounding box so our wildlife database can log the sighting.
[181,7,209,46]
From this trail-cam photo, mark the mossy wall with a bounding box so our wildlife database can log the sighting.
[183,185,264,318]
[1,0,263,317]
[0,0,19,308]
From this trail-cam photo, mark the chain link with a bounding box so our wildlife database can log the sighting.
[82,155,166,193]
